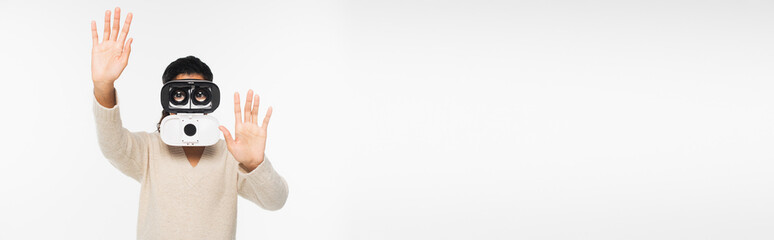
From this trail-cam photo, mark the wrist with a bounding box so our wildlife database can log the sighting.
[241,155,265,172]
[93,81,115,92]
[93,82,117,108]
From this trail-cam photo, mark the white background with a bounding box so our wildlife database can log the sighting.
[1,0,774,239]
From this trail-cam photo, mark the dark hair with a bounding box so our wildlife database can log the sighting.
[157,56,214,131]
[162,55,214,83]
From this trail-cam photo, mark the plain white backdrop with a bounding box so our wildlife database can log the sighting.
[2,0,774,239]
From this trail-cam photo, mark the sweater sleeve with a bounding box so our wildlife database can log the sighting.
[237,156,289,211]
[92,93,150,182]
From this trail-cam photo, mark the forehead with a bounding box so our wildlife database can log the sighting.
[174,73,205,80]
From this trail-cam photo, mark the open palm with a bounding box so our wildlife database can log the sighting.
[219,90,273,172]
[91,7,133,84]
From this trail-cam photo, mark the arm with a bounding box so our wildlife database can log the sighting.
[93,94,150,181]
[220,90,289,210]
[91,8,147,181]
[237,156,289,210]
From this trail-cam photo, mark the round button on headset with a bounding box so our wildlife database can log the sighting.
[184,124,197,136]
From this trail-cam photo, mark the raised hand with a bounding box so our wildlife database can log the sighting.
[219,90,273,172]
[91,7,133,86]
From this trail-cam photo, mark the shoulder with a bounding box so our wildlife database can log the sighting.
[146,131,171,156]
[211,139,231,160]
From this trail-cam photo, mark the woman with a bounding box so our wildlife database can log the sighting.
[91,7,289,239]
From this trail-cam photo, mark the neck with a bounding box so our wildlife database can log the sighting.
[182,146,205,167]
[183,146,205,154]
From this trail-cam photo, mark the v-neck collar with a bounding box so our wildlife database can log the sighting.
[166,141,224,188]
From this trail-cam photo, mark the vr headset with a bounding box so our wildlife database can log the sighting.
[159,80,221,146]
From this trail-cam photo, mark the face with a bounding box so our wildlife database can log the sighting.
[175,73,205,80]
[170,73,206,116]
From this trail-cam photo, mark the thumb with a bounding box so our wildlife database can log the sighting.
[219,126,234,148]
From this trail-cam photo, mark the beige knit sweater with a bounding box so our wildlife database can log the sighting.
[92,95,289,240]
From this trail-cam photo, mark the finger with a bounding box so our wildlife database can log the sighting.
[233,92,242,125]
[251,94,260,124]
[121,38,133,62]
[110,7,121,41]
[117,12,132,45]
[244,89,254,123]
[91,21,98,46]
[262,106,273,129]
[218,126,235,148]
[103,10,111,41]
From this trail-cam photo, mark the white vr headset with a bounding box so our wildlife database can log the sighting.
[159,80,221,146]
